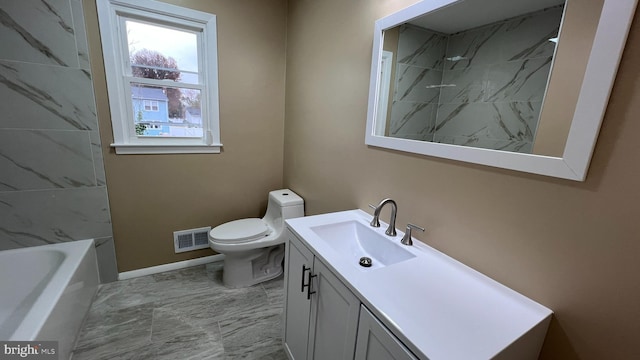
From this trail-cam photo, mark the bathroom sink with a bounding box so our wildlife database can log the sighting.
[310,220,415,269]
[286,210,553,360]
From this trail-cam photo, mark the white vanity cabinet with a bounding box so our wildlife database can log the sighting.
[283,231,314,360]
[354,306,417,360]
[283,230,361,360]
[284,210,552,360]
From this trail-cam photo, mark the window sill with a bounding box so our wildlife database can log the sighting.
[111,143,222,155]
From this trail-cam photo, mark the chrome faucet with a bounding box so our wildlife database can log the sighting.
[370,198,397,236]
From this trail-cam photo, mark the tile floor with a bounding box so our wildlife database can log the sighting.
[71,263,288,360]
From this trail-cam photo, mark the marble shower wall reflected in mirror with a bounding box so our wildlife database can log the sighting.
[379,4,565,154]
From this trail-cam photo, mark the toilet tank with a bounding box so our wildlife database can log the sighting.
[263,189,304,228]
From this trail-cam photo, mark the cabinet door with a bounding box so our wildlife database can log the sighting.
[354,306,418,360]
[308,259,360,360]
[283,233,315,360]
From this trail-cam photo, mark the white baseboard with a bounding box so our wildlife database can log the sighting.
[118,254,225,280]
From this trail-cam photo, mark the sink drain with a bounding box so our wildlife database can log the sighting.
[359,257,372,267]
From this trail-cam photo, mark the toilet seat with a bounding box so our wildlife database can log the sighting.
[209,218,271,244]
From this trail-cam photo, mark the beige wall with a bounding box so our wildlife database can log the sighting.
[284,0,640,358]
[84,0,287,271]
[534,0,604,156]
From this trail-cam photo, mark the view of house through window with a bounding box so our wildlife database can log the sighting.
[126,20,202,138]
[143,100,159,111]
[97,0,220,153]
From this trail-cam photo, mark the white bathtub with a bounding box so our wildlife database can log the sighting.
[0,239,99,360]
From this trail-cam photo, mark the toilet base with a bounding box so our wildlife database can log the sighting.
[221,244,285,288]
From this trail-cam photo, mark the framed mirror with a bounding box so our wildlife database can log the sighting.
[365,0,637,181]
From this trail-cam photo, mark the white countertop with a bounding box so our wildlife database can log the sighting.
[286,209,552,360]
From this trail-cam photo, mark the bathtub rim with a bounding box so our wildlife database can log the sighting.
[6,239,96,341]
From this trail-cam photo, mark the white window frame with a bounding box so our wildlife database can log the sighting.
[143,100,159,112]
[96,0,222,154]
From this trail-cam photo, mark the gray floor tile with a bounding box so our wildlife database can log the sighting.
[262,275,285,307]
[71,265,286,360]
[73,303,154,355]
[219,306,285,359]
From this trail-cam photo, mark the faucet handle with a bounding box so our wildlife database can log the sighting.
[401,223,425,246]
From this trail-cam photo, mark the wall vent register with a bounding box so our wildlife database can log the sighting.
[174,227,212,253]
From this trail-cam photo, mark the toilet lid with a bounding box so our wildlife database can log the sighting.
[209,218,271,244]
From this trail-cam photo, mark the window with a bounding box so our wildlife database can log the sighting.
[96,0,221,154]
[143,100,159,112]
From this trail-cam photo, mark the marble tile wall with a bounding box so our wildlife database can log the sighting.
[389,25,446,141]
[390,6,563,153]
[435,5,563,152]
[0,0,117,282]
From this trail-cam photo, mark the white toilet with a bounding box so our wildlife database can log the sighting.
[208,189,304,287]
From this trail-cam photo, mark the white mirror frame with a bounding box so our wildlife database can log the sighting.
[365,0,638,181]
